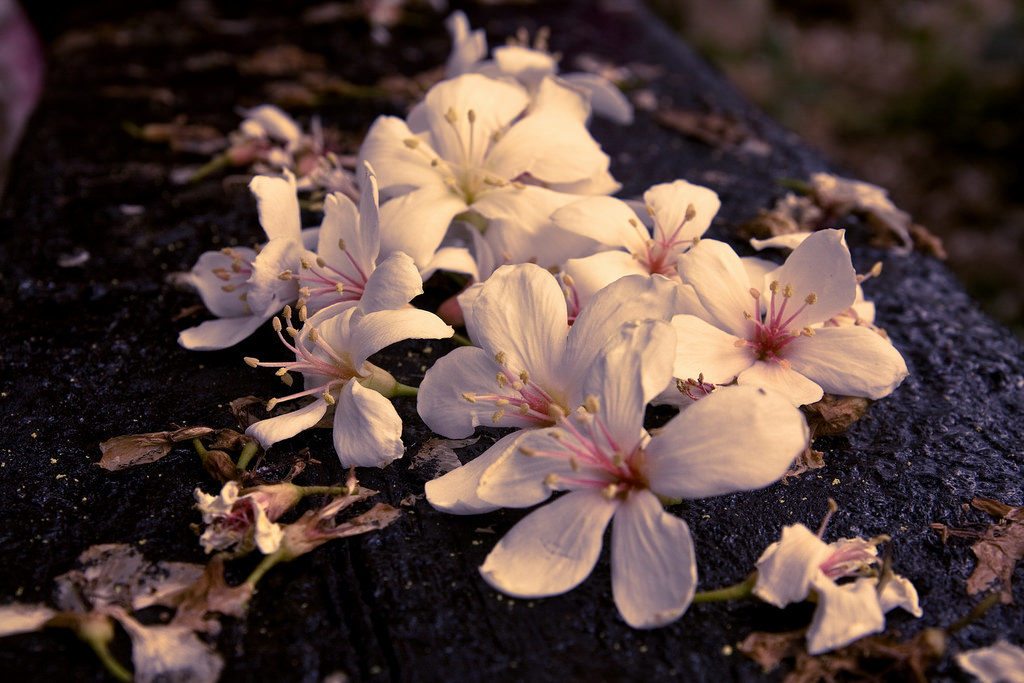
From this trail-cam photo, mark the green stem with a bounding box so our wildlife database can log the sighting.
[450,332,473,347]
[391,382,419,398]
[778,177,812,195]
[236,441,260,471]
[947,592,1001,634]
[297,485,351,497]
[86,637,132,683]
[189,153,231,183]
[692,573,757,603]
[193,438,208,457]
[244,551,286,589]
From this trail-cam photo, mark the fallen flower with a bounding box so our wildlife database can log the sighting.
[754,522,922,655]
[476,319,807,628]
[194,481,300,555]
[98,426,214,471]
[244,303,452,467]
[672,229,908,406]
[110,608,224,683]
[418,264,686,514]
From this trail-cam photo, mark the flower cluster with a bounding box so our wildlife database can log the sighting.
[173,10,916,645]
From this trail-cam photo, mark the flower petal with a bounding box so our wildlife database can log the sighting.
[357,116,447,196]
[425,431,523,515]
[769,229,857,329]
[737,361,824,406]
[178,313,271,351]
[246,237,301,315]
[550,196,647,253]
[348,308,453,369]
[561,72,634,124]
[250,171,300,242]
[378,186,466,270]
[486,77,610,184]
[477,427,576,508]
[644,180,719,246]
[565,273,684,384]
[444,11,487,77]
[612,489,696,628]
[245,398,328,450]
[753,523,833,608]
[670,314,753,384]
[333,380,404,467]
[645,385,807,499]
[479,489,617,598]
[750,232,812,252]
[185,248,258,318]
[878,573,923,617]
[806,577,886,655]
[786,325,908,400]
[676,239,754,337]
[492,45,557,88]
[463,263,568,390]
[358,252,424,313]
[421,73,530,168]
[563,251,651,309]
[956,641,1024,683]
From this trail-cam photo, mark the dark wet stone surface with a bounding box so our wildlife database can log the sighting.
[1,1,1021,680]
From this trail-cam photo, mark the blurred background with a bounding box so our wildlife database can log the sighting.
[652,0,1024,335]
[2,0,1022,333]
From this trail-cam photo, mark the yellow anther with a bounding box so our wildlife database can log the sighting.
[316,257,327,268]
[684,203,697,221]
[221,284,238,293]
[280,373,293,387]
[275,367,288,376]
[403,138,420,149]
[563,273,575,287]
[769,280,779,293]
[266,398,279,411]
[337,238,346,251]
[584,395,600,414]
[869,262,883,277]
[244,357,260,368]
[467,109,476,124]
[494,351,508,366]
[335,283,345,294]
[783,284,794,298]
[645,204,655,217]
[492,409,506,423]
[461,392,477,403]
[519,370,530,382]
[496,373,508,387]
[444,107,457,124]
[520,446,538,457]
[805,293,818,305]
[278,270,293,281]
[517,403,529,415]
[272,317,282,332]
[323,391,336,406]
[298,306,308,322]
[544,473,560,487]
[495,399,510,407]
[743,311,753,319]
[283,304,292,320]
[307,327,319,342]
[299,287,312,298]
[802,327,815,337]
[286,327,298,339]
[569,457,580,472]
[602,483,618,499]
[511,381,525,391]
[547,404,567,421]
[300,257,312,269]
[749,287,761,299]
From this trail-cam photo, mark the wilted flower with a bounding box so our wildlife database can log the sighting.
[194,481,302,555]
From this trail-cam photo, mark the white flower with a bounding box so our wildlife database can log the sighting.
[244,304,452,468]
[359,73,617,276]
[476,320,808,628]
[178,171,312,351]
[293,162,425,317]
[445,11,634,124]
[555,179,719,308]
[194,481,286,555]
[754,523,923,655]
[672,229,908,405]
[419,263,687,514]
[957,641,1024,683]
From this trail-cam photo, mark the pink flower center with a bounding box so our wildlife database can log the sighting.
[294,242,368,312]
[635,203,699,276]
[521,398,648,498]
[819,542,878,580]
[244,309,358,410]
[739,281,817,364]
[461,352,564,427]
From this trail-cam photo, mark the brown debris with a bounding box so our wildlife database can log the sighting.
[655,107,759,150]
[803,394,873,439]
[238,45,326,77]
[170,556,253,634]
[739,627,946,682]
[127,117,226,155]
[98,426,214,471]
[932,498,1024,604]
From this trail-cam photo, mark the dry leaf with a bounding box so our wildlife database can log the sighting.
[53,544,204,613]
[739,627,946,682]
[803,394,872,438]
[0,603,57,637]
[655,108,761,150]
[931,498,1024,603]
[171,557,253,634]
[411,437,479,478]
[783,446,827,482]
[98,427,213,471]
[112,609,224,683]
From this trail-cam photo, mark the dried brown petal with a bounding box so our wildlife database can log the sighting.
[171,556,253,634]
[803,394,872,438]
[98,427,213,471]
[411,437,479,478]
